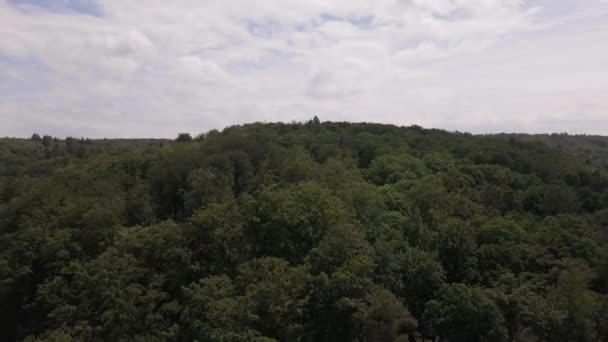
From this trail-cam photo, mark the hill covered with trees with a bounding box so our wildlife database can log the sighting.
[1,120,607,341]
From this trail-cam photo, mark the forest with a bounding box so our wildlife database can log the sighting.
[1,119,607,341]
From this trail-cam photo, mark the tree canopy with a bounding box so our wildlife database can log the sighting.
[1,121,607,341]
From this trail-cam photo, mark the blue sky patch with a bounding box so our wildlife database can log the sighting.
[8,0,102,16]
[247,19,284,38]
[319,13,375,29]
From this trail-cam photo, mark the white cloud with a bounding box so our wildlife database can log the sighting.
[176,56,228,83]
[0,0,607,137]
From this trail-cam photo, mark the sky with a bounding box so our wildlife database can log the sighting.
[1,0,607,138]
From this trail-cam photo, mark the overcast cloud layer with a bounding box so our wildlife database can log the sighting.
[1,0,607,138]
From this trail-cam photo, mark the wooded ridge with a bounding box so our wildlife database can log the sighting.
[1,120,607,341]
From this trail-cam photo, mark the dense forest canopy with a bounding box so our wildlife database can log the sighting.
[1,120,607,341]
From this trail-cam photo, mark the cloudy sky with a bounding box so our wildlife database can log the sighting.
[1,0,607,138]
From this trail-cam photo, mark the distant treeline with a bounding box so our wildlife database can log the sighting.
[493,133,608,168]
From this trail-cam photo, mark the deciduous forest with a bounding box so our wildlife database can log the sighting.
[1,119,607,341]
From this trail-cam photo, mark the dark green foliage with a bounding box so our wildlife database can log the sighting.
[1,122,607,341]
[496,133,608,168]
[423,284,508,342]
[358,289,418,342]
[175,133,193,143]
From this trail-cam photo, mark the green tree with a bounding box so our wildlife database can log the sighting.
[35,249,178,341]
[181,275,263,341]
[243,182,350,262]
[357,288,417,342]
[187,200,249,275]
[235,257,310,340]
[553,263,596,342]
[305,224,376,341]
[423,284,508,342]
[175,133,193,143]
